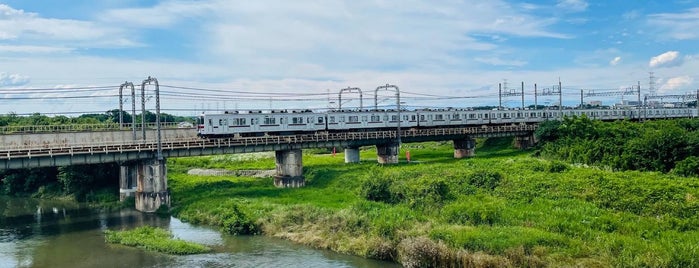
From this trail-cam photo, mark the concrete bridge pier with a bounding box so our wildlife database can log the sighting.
[514,134,536,149]
[344,147,360,163]
[119,164,137,201]
[376,143,399,164]
[275,149,304,187]
[453,138,476,158]
[133,158,170,212]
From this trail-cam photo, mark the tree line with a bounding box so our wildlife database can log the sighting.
[535,116,699,177]
[0,109,194,127]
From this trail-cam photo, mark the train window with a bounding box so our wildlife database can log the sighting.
[435,114,443,120]
[371,115,380,122]
[329,116,335,123]
[318,117,324,124]
[469,114,476,119]
[349,116,359,122]
[339,116,345,123]
[208,119,213,126]
[264,116,276,125]
[391,115,398,121]
[362,116,368,122]
[292,117,303,124]
[420,115,425,121]
[411,115,416,121]
[453,114,460,120]
[384,115,389,121]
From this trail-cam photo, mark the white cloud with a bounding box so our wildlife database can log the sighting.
[475,57,527,67]
[0,72,30,87]
[556,0,589,12]
[0,4,135,48]
[0,45,73,54]
[193,0,569,77]
[649,51,683,68]
[610,56,621,66]
[659,75,693,93]
[648,7,699,40]
[99,1,214,28]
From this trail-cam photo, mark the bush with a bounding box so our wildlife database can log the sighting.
[673,156,699,177]
[548,161,568,173]
[467,170,503,190]
[360,175,400,204]
[219,203,257,235]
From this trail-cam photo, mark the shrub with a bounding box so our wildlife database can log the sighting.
[360,175,400,204]
[467,170,503,190]
[220,203,257,235]
[673,156,699,177]
[548,161,568,173]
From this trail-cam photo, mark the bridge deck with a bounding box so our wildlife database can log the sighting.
[0,124,536,169]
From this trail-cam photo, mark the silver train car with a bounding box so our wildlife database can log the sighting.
[197,107,698,138]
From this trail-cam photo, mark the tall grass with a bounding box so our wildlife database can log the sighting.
[104,226,211,255]
[166,138,699,267]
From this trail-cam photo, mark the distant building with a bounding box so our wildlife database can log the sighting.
[587,100,602,106]
[620,100,641,106]
[178,122,194,128]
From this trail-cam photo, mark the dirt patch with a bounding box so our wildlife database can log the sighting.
[187,169,276,178]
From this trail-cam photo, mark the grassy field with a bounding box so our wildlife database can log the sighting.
[167,138,699,267]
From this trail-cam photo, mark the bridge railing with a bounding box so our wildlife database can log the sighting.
[0,124,538,160]
[0,122,189,134]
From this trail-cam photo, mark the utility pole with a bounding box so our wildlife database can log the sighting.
[534,83,537,109]
[637,81,642,120]
[338,87,363,110]
[649,72,656,96]
[521,81,525,110]
[498,83,502,110]
[558,80,563,119]
[141,76,162,161]
[375,84,400,146]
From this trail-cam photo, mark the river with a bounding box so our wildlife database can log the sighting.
[0,196,400,268]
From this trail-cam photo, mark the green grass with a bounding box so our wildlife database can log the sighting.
[104,226,211,255]
[166,138,699,267]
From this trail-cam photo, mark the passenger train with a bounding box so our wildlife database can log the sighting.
[197,107,698,138]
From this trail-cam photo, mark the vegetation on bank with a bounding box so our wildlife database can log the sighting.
[105,226,211,255]
[167,127,699,267]
[0,163,121,204]
[536,116,699,176]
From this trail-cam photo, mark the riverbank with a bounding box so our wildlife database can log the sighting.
[167,139,699,267]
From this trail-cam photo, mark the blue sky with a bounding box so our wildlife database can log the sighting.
[1,0,699,114]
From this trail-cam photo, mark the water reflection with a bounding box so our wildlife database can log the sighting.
[0,197,399,268]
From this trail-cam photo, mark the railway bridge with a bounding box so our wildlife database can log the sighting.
[0,123,537,212]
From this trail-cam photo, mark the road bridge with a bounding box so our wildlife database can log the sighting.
[0,124,536,211]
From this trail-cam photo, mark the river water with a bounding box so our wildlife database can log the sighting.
[0,197,399,268]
